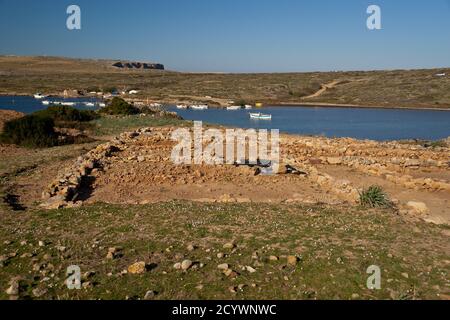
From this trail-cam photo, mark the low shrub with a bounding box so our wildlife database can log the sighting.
[100,97,139,115]
[35,105,99,123]
[0,115,58,148]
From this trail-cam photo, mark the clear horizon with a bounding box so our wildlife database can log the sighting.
[0,0,449,73]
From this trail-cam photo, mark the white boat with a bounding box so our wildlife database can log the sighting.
[61,102,76,106]
[42,100,51,105]
[84,102,96,107]
[176,104,188,109]
[245,105,253,109]
[98,103,106,107]
[191,104,208,110]
[34,93,46,99]
[249,112,272,120]
[227,106,241,110]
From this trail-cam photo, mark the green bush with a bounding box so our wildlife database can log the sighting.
[100,97,139,115]
[103,86,118,94]
[235,99,249,107]
[35,105,99,123]
[0,115,58,148]
[359,186,392,208]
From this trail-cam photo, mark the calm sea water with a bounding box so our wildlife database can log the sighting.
[0,95,101,114]
[168,106,450,141]
[1,96,449,141]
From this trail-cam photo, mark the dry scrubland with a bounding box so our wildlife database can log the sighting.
[1,56,450,109]
[0,113,449,300]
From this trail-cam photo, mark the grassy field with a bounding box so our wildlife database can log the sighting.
[1,201,449,300]
[1,56,449,109]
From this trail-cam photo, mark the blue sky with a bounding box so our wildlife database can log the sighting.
[0,0,449,72]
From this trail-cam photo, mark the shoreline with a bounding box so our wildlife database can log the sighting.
[1,93,450,112]
[275,101,450,112]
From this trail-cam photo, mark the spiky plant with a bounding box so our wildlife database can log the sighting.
[359,185,392,208]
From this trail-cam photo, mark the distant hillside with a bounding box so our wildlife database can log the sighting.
[0,56,166,74]
[0,56,449,109]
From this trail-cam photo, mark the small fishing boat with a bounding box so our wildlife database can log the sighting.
[191,104,208,110]
[176,104,188,109]
[61,102,76,106]
[249,112,272,120]
[84,102,96,107]
[42,100,51,105]
[34,93,46,99]
[98,103,106,107]
[245,105,253,109]
[227,105,241,110]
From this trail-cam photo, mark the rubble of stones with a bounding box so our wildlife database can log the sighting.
[282,136,450,194]
[40,128,155,209]
[40,126,449,215]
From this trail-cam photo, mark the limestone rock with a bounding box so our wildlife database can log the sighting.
[128,261,147,274]
[181,259,193,271]
[287,255,299,266]
[406,201,429,215]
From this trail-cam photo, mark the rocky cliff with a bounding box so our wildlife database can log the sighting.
[112,61,164,70]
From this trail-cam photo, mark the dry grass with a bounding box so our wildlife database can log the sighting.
[0,201,449,300]
[1,56,449,109]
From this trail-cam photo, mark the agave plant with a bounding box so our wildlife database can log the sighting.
[359,185,392,208]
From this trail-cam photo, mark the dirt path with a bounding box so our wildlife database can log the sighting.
[166,94,231,106]
[302,80,342,99]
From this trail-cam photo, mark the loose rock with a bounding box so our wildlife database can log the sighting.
[128,262,147,274]
[181,259,193,271]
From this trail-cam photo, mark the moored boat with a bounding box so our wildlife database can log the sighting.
[34,93,46,99]
[42,100,51,105]
[245,105,253,109]
[191,104,208,110]
[176,104,188,109]
[61,102,76,106]
[227,105,241,110]
[249,112,272,120]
